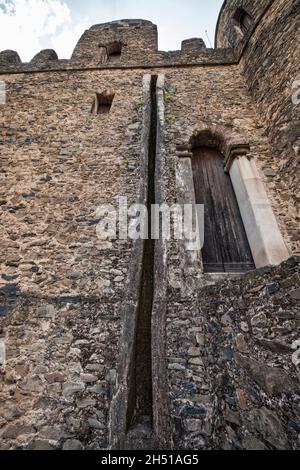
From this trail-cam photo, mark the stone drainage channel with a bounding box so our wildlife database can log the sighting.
[109,74,171,450]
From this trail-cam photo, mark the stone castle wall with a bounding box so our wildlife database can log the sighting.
[215,0,272,49]
[0,68,144,449]
[240,0,300,254]
[0,1,299,450]
[216,0,300,253]
[167,258,300,450]
[0,19,235,73]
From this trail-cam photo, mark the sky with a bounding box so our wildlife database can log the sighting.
[0,0,224,62]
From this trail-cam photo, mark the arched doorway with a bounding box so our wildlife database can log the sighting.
[192,146,255,273]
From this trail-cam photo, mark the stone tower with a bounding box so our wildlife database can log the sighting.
[0,0,299,450]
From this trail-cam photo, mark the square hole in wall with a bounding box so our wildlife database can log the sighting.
[91,92,115,115]
[107,42,122,63]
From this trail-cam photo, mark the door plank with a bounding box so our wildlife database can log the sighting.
[192,147,255,273]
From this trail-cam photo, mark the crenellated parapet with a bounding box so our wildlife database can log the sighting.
[0,19,236,74]
[31,49,58,65]
[0,50,21,66]
[71,19,158,65]
[181,38,207,55]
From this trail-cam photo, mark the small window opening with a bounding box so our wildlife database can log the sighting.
[107,42,122,63]
[233,8,253,35]
[91,92,115,115]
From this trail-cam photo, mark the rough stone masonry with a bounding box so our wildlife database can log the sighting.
[0,0,299,450]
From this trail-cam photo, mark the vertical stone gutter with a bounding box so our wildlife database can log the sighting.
[152,74,172,450]
[109,74,151,450]
[109,74,171,450]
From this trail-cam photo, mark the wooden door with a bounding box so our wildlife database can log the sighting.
[192,146,255,273]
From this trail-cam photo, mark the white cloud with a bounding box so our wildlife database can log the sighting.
[0,0,89,61]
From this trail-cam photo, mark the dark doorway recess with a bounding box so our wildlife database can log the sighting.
[192,146,255,273]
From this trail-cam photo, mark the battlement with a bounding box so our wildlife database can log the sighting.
[0,19,236,74]
[0,49,21,66]
[71,19,159,64]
